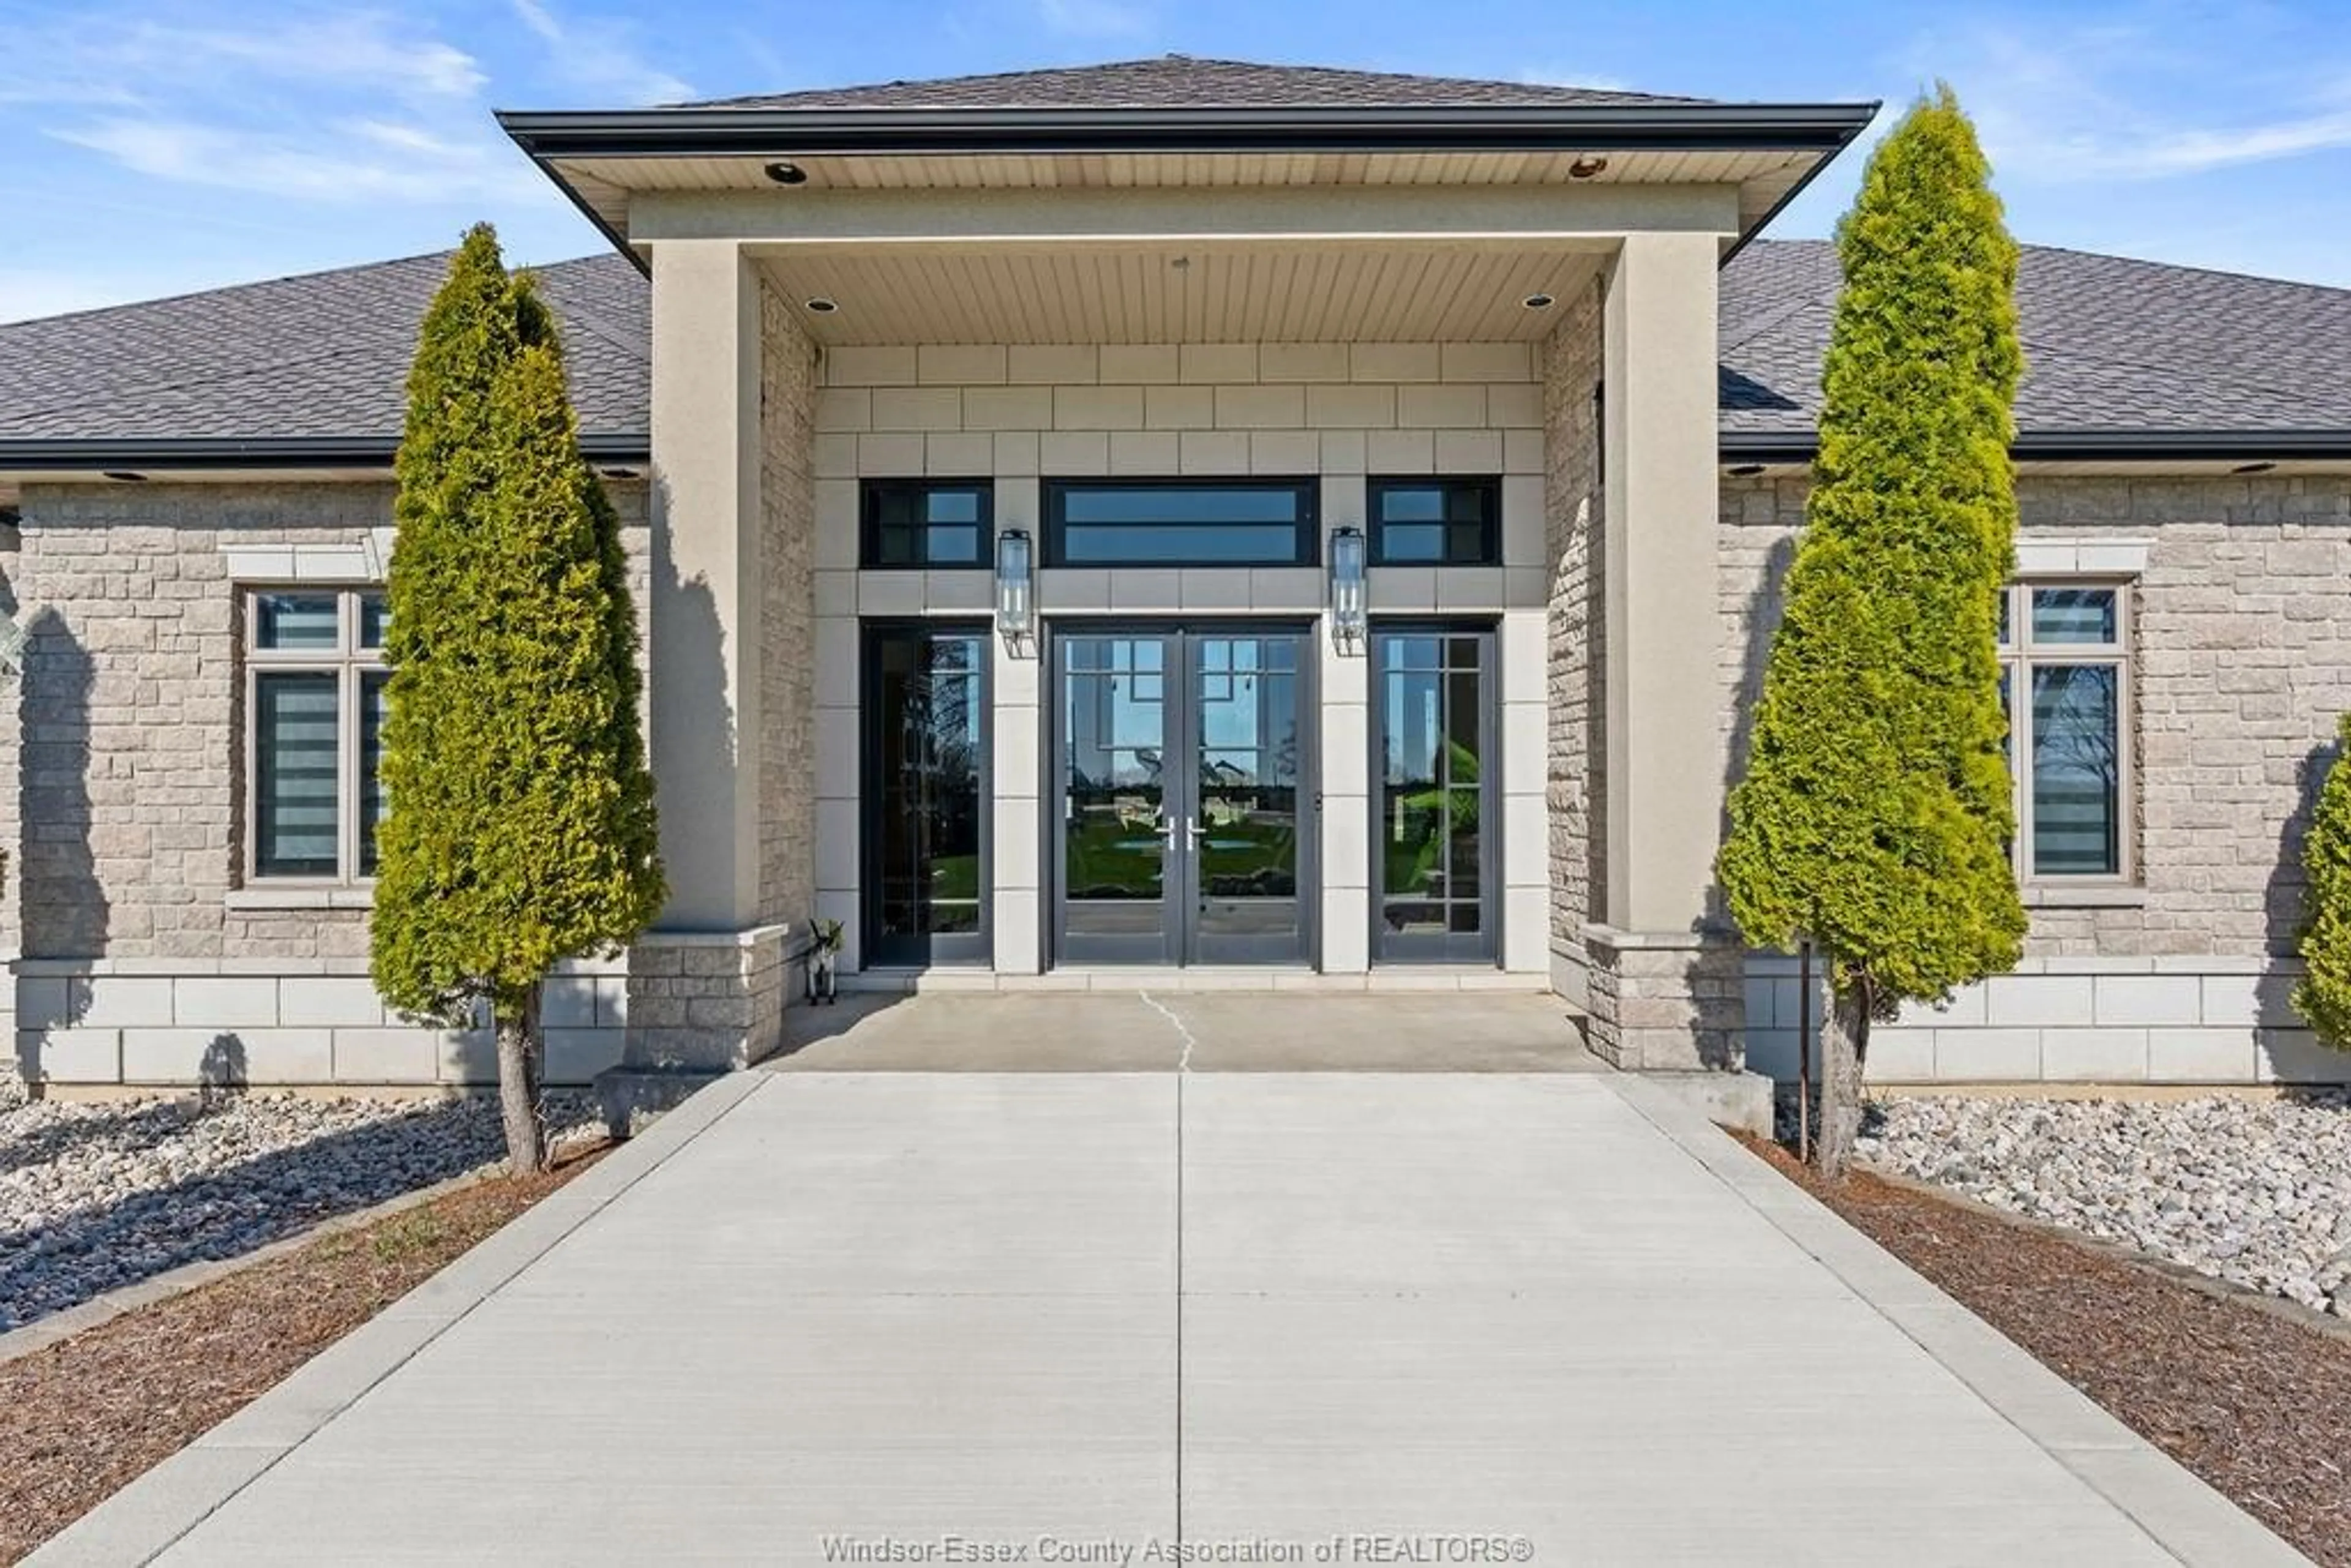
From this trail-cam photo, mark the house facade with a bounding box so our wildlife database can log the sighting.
[2,58,2349,1092]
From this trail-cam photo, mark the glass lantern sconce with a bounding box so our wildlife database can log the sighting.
[995,528,1035,653]
[1328,525,1367,653]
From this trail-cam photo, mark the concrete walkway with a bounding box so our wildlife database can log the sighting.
[39,1002,2297,1565]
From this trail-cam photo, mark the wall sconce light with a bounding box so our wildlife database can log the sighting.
[996,528,1035,652]
[1329,525,1367,653]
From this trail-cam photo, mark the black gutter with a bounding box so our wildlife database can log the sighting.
[1720,428,2351,465]
[1719,103,1878,266]
[0,433,652,473]
[497,102,1881,160]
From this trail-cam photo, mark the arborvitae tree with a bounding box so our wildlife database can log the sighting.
[2295,717,2351,1047]
[1717,88,2027,1175]
[373,225,664,1173]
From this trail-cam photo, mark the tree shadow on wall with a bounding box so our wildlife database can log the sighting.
[13,609,108,1088]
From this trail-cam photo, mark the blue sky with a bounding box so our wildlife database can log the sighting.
[6,0,2351,323]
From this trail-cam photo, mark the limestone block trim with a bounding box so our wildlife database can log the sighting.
[220,530,396,583]
[1742,952,2344,1086]
[2012,538,2153,577]
[11,964,625,1088]
[223,887,378,911]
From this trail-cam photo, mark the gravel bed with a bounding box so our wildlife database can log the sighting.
[1848,1091,2351,1316]
[0,1088,596,1330]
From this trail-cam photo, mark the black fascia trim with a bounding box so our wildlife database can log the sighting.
[496,102,1882,160]
[1719,103,1880,266]
[0,433,653,472]
[1718,428,2351,465]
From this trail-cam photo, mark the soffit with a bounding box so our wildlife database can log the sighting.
[756,246,1606,345]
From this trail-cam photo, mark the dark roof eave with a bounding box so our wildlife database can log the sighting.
[495,100,1880,159]
[0,433,653,475]
[1719,429,2351,465]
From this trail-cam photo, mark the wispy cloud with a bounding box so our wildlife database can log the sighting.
[52,116,545,204]
[506,0,692,105]
[1908,6,2351,182]
[0,12,485,108]
[9,4,564,213]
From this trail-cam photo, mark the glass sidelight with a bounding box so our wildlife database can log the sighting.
[1373,627,1496,962]
[1052,626,1313,966]
[865,625,989,966]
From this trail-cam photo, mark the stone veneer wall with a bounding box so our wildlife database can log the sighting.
[7,479,652,1088]
[1542,284,1605,1007]
[758,283,818,934]
[1725,471,2351,1085]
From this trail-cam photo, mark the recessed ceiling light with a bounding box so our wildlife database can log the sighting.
[804,296,839,314]
[102,470,146,482]
[1521,293,1555,310]
[1567,156,1610,179]
[763,161,808,186]
[1728,463,1766,478]
[2231,460,2277,475]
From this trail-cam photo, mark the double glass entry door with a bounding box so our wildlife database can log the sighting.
[1054,626,1312,966]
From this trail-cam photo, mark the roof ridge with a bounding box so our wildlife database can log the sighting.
[0,250,457,335]
[2015,239,2351,302]
[1740,233,2351,303]
[669,53,1693,111]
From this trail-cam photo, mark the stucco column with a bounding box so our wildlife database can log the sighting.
[621,239,788,1076]
[1588,231,1745,1069]
[647,240,765,928]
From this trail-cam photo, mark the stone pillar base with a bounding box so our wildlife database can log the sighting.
[1578,923,1746,1071]
[621,923,797,1071]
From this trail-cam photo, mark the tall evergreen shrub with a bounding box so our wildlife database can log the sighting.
[1717,88,2027,1173]
[2295,717,2351,1048]
[373,225,664,1172]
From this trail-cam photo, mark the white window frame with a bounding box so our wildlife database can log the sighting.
[242,586,386,885]
[1999,578,2134,887]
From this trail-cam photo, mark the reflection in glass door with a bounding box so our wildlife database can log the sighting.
[1192,634,1305,963]
[865,625,988,966]
[1374,627,1495,963]
[1052,626,1313,967]
[1058,633,1176,963]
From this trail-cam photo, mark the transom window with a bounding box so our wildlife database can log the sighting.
[245,588,386,881]
[1368,478,1499,566]
[1999,582,2131,882]
[1043,479,1317,568]
[862,479,992,568]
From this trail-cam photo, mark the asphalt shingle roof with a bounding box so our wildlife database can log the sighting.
[0,251,646,447]
[1722,238,2351,437]
[4,239,2347,458]
[675,55,1703,111]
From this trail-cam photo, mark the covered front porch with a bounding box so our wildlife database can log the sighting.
[528,137,1790,1076]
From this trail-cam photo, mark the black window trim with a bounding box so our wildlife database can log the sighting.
[1041,476,1320,569]
[859,477,996,570]
[1365,475,1503,567]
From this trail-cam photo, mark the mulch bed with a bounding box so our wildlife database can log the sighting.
[1733,1131,2351,1565]
[0,1146,603,1563]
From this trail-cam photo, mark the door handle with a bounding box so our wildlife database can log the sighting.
[1183,816,1204,851]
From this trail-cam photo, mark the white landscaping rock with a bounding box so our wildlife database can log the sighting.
[0,1089,595,1330]
[1858,1093,2351,1315]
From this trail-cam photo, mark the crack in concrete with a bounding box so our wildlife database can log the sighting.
[1137,989,1198,1073]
